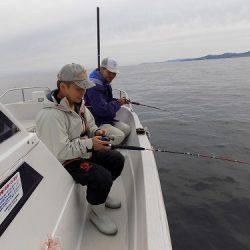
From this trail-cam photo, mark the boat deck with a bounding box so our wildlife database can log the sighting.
[80,175,129,250]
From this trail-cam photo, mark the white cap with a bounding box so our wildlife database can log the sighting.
[101,58,119,74]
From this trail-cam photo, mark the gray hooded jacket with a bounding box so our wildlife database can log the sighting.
[36,92,99,163]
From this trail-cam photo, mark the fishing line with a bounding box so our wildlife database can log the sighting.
[111,145,250,166]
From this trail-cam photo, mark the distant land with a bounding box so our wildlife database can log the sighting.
[167,51,250,62]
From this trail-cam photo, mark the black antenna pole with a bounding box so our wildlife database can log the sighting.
[97,7,100,69]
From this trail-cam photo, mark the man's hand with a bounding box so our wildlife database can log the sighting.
[92,136,110,151]
[117,97,129,106]
[95,129,107,136]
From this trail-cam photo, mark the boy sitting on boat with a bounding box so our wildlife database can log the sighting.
[36,63,125,235]
[85,58,131,145]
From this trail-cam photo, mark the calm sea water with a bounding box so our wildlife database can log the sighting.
[1,57,250,249]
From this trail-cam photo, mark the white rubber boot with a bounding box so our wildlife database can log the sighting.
[105,195,121,209]
[89,204,118,235]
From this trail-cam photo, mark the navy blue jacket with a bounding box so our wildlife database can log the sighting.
[85,69,121,126]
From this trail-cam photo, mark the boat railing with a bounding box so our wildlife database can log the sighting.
[0,86,134,111]
[113,88,133,111]
[0,86,51,103]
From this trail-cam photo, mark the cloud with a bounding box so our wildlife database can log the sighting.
[0,0,250,74]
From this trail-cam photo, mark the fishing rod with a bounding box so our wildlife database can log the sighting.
[128,101,168,112]
[96,8,166,113]
[115,98,169,112]
[111,145,250,166]
[97,6,101,70]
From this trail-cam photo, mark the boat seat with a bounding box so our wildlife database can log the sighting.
[5,101,44,132]
[20,119,37,132]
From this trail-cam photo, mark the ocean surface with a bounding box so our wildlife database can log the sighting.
[1,57,250,249]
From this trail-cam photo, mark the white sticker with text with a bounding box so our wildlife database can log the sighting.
[0,172,23,225]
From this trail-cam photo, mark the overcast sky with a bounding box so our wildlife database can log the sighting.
[0,0,250,74]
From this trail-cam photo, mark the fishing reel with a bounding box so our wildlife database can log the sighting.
[100,136,110,141]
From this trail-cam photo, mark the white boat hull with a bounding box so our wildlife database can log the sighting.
[0,96,172,249]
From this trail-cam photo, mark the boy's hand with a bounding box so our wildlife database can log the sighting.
[92,136,109,150]
[95,129,107,136]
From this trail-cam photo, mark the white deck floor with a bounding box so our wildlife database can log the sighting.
[81,177,128,250]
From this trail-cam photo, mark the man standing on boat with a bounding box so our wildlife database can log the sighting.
[36,63,124,235]
[85,58,131,145]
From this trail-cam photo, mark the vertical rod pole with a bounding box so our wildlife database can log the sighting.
[97,7,100,70]
[21,89,25,102]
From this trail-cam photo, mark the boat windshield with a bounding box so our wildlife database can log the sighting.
[0,111,20,144]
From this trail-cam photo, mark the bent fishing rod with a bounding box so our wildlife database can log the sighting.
[110,145,250,166]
